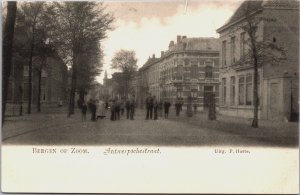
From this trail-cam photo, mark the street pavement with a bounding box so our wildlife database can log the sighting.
[2,107,299,147]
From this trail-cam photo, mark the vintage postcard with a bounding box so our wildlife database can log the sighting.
[1,0,299,194]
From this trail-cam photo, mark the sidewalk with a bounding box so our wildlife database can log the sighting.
[167,109,299,138]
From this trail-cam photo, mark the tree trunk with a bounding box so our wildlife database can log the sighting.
[252,57,259,128]
[248,25,259,128]
[37,69,42,112]
[2,2,17,126]
[68,55,77,117]
[27,28,35,114]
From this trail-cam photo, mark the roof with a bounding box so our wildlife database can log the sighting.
[217,0,299,32]
[170,37,219,51]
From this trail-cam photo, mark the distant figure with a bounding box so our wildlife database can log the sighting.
[115,98,120,120]
[110,100,116,121]
[158,101,163,117]
[129,95,135,120]
[145,93,153,120]
[125,99,130,119]
[153,96,158,120]
[164,100,171,119]
[175,99,182,117]
[90,100,97,121]
[81,102,88,121]
[97,100,106,119]
[120,100,125,116]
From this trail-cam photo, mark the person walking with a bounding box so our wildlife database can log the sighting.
[125,98,130,119]
[153,96,158,120]
[81,101,87,121]
[164,100,171,119]
[129,95,135,120]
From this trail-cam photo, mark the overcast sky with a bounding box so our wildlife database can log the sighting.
[98,0,241,83]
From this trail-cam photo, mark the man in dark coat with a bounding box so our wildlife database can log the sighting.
[153,96,158,120]
[110,100,116,121]
[175,99,182,117]
[125,99,130,119]
[164,100,171,119]
[81,101,88,121]
[129,95,135,120]
[90,100,97,121]
[115,98,120,120]
[145,93,153,120]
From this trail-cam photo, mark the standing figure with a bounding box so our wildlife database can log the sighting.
[97,100,106,119]
[145,93,153,120]
[125,99,130,119]
[90,100,97,121]
[164,100,171,119]
[175,99,182,117]
[153,96,158,120]
[110,100,116,121]
[81,101,88,121]
[115,98,120,120]
[129,95,135,120]
[120,100,125,116]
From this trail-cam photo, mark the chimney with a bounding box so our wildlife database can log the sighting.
[161,51,164,57]
[152,54,155,59]
[177,35,182,43]
[169,41,175,49]
[182,35,187,40]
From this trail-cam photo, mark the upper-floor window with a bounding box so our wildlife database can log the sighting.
[205,66,213,78]
[177,65,183,80]
[222,40,227,66]
[240,32,246,59]
[190,65,198,79]
[231,36,236,64]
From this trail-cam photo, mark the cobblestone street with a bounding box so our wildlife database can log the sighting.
[2,107,298,147]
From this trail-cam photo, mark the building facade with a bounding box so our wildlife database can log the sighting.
[6,53,68,115]
[216,0,299,121]
[139,36,220,110]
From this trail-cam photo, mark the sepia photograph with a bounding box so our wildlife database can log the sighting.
[1,0,299,193]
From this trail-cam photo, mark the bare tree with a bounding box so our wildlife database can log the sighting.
[234,1,286,128]
[2,1,17,125]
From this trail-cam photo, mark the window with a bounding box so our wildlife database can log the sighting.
[191,65,198,78]
[222,78,226,105]
[246,74,252,105]
[177,65,183,80]
[222,41,227,66]
[231,36,236,64]
[230,76,235,105]
[238,76,245,105]
[191,89,197,98]
[240,32,246,59]
[205,66,213,78]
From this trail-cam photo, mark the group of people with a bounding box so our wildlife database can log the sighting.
[80,93,184,122]
[80,99,106,121]
[109,95,136,121]
[145,93,183,120]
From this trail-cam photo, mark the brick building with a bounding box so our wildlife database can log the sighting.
[216,0,299,121]
[6,53,68,115]
[139,36,220,110]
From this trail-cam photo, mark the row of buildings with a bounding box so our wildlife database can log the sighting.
[103,0,299,121]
